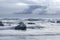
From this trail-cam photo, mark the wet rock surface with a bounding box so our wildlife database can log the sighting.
[15,22,26,30]
[0,21,4,26]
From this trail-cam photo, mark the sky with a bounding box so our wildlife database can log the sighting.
[0,0,60,18]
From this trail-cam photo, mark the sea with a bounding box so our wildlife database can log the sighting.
[0,19,60,40]
[0,34,60,40]
[0,28,60,40]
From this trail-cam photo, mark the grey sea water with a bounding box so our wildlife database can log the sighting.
[0,28,60,40]
[0,26,60,40]
[0,35,60,40]
[0,19,60,40]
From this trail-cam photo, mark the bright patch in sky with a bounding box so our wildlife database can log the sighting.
[55,0,60,2]
[16,3,28,5]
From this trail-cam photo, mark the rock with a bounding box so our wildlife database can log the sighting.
[15,22,26,30]
[0,21,4,26]
[57,21,60,23]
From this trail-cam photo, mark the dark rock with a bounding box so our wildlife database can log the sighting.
[15,22,26,30]
[0,21,4,26]
[57,21,60,23]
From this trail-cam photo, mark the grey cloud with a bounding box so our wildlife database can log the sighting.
[0,0,59,18]
[15,5,47,14]
[0,0,47,14]
[0,0,29,14]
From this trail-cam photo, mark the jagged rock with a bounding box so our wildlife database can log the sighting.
[15,22,26,30]
[0,21,4,26]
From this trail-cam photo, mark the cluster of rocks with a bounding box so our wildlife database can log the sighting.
[0,21,27,31]
[0,21,26,30]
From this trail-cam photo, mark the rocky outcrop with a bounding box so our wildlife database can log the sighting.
[15,22,26,30]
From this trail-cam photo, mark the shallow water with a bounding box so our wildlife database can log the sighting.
[0,35,60,40]
[0,22,60,40]
[0,27,60,40]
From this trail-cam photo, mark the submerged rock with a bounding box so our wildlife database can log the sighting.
[0,21,4,26]
[15,22,26,30]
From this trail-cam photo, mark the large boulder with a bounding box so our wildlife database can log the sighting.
[0,21,4,26]
[15,22,26,30]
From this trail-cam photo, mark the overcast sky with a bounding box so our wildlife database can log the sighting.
[0,0,60,18]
